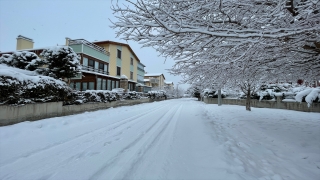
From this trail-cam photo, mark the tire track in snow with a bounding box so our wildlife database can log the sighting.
[115,104,183,180]
[88,103,183,180]
[0,103,170,179]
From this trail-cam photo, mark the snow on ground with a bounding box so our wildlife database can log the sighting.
[0,98,319,180]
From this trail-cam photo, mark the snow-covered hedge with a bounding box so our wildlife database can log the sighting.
[69,90,117,105]
[147,91,167,99]
[69,89,145,105]
[201,84,320,107]
[0,64,73,105]
[202,89,226,98]
[0,51,45,72]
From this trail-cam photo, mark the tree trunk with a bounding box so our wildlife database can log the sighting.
[246,87,251,111]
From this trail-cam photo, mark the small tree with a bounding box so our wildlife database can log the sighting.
[41,46,81,79]
[0,51,45,71]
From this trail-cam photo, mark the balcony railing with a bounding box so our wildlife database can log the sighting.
[82,65,109,75]
[68,39,110,56]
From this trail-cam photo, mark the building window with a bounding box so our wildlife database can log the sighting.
[130,71,133,80]
[88,59,94,68]
[111,80,115,89]
[83,57,88,66]
[75,82,81,91]
[89,82,95,90]
[99,63,104,72]
[117,67,121,76]
[117,49,121,59]
[107,80,112,90]
[116,81,119,88]
[82,82,87,91]
[97,78,102,90]
[102,79,106,90]
[130,57,133,65]
[105,64,108,74]
[69,82,74,89]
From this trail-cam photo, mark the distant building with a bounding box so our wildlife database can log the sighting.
[144,73,166,89]
[92,40,146,91]
[164,81,174,91]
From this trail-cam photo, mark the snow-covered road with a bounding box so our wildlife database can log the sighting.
[0,98,319,180]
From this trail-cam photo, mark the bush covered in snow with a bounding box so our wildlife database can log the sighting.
[202,89,226,98]
[0,64,73,105]
[68,90,117,105]
[40,46,81,79]
[147,91,167,99]
[295,87,320,107]
[0,51,45,72]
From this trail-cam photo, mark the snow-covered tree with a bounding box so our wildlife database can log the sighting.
[295,87,320,107]
[111,0,319,110]
[0,51,45,71]
[40,46,81,79]
[111,0,319,59]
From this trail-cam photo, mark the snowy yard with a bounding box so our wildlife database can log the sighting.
[0,98,319,180]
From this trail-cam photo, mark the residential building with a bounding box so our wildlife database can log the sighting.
[164,81,175,91]
[93,40,145,91]
[0,35,148,92]
[144,73,166,89]
[66,38,121,91]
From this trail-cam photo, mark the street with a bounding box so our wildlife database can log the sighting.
[0,98,319,180]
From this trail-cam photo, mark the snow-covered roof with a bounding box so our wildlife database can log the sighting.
[17,35,34,42]
[165,81,173,84]
[144,79,150,82]
[144,73,165,80]
[144,73,162,76]
[81,70,120,79]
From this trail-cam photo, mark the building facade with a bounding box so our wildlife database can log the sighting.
[93,40,145,91]
[144,73,166,89]
[164,81,175,91]
[0,35,148,92]
[66,38,122,91]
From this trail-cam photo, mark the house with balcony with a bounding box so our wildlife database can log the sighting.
[144,73,166,90]
[92,40,146,92]
[0,35,149,92]
[66,38,122,91]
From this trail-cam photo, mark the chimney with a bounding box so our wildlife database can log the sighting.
[65,37,70,46]
[16,35,34,50]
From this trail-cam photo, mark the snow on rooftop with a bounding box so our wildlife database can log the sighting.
[144,73,162,76]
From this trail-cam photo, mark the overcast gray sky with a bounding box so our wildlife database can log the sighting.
[0,0,189,91]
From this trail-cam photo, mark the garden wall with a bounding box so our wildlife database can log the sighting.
[203,97,320,113]
[0,98,152,126]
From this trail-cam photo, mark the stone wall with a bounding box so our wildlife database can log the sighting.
[203,97,320,113]
[0,98,151,126]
